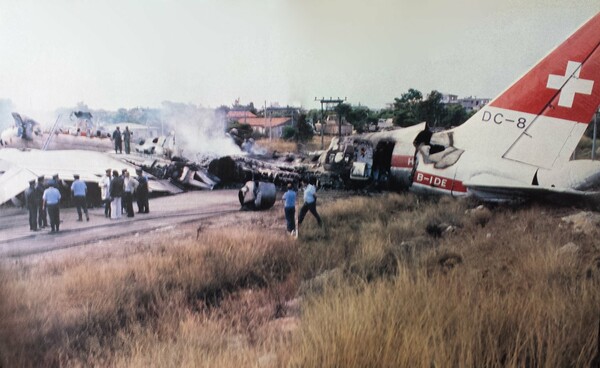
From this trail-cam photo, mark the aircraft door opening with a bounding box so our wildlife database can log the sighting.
[373,140,395,189]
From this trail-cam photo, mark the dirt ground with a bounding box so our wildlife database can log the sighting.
[0,188,350,265]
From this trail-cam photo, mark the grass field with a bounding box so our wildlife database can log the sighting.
[1,192,599,367]
[255,135,334,154]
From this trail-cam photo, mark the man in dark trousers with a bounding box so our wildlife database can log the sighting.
[35,175,48,228]
[112,126,122,154]
[71,174,89,221]
[25,180,39,231]
[42,182,61,233]
[123,126,132,154]
[298,178,323,228]
[282,183,297,236]
[135,168,149,213]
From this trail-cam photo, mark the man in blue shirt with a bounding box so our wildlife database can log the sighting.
[71,174,89,221]
[42,182,62,233]
[282,183,297,235]
[298,178,322,228]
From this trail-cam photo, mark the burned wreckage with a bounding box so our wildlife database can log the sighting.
[134,128,412,210]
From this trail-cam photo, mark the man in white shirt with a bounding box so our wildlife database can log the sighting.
[42,182,62,233]
[123,170,139,218]
[99,169,112,218]
[298,178,322,227]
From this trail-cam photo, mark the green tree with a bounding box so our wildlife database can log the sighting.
[296,113,314,142]
[393,88,423,127]
[419,90,445,127]
[282,126,297,141]
[346,105,372,133]
[441,104,473,128]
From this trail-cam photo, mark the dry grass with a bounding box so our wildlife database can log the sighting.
[256,136,333,154]
[292,203,600,367]
[1,192,599,367]
[0,229,298,367]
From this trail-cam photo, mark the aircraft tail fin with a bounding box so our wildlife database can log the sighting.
[453,12,600,169]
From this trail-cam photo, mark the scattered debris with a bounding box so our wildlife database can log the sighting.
[561,211,600,235]
[557,242,579,255]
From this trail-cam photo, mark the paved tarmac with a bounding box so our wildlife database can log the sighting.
[0,189,240,259]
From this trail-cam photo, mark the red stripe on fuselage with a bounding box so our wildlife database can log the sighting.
[413,171,467,193]
[391,154,414,168]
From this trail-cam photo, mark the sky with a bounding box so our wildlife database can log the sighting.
[0,0,598,116]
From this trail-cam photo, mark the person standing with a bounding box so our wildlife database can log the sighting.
[99,169,112,218]
[135,168,149,213]
[123,126,132,154]
[25,180,39,231]
[298,178,323,228]
[42,182,61,233]
[70,174,89,221]
[110,170,124,219]
[112,126,122,154]
[123,170,138,217]
[35,175,48,228]
[282,183,297,236]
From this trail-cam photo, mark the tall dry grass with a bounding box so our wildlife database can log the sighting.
[0,230,298,367]
[291,200,600,368]
[1,192,599,367]
[256,136,333,154]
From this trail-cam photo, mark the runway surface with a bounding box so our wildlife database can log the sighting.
[0,189,240,259]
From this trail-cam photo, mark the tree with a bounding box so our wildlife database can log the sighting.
[419,90,445,127]
[441,104,473,128]
[393,88,423,127]
[344,105,370,133]
[295,113,314,142]
[282,126,297,141]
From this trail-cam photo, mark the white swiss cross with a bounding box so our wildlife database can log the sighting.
[546,61,594,108]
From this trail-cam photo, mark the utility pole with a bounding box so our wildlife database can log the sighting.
[315,97,346,149]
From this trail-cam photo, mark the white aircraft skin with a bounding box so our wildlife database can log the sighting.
[0,112,113,151]
[0,148,183,205]
[358,12,600,203]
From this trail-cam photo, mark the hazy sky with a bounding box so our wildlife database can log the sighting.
[0,0,598,115]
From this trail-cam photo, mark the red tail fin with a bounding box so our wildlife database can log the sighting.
[490,12,600,124]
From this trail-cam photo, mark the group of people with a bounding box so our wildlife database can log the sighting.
[112,126,133,154]
[281,178,323,237]
[24,169,322,236]
[24,174,66,233]
[23,167,150,233]
[99,167,149,220]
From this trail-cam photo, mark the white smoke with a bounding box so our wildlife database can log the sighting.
[159,102,241,159]
[0,99,16,130]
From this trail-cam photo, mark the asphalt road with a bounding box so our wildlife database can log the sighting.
[0,189,241,259]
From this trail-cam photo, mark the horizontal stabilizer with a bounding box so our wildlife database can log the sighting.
[465,183,600,209]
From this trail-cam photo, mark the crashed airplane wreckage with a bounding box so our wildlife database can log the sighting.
[129,153,322,211]
[136,10,600,208]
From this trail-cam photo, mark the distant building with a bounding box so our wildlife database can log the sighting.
[315,115,353,136]
[242,117,293,138]
[226,110,257,123]
[441,93,490,112]
[441,94,458,104]
[457,96,491,111]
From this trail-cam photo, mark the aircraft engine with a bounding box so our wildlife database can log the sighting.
[238,181,276,210]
